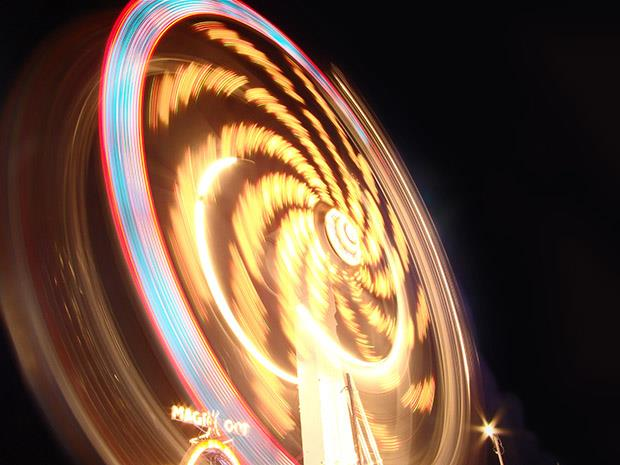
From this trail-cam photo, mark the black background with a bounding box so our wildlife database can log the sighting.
[1,1,619,465]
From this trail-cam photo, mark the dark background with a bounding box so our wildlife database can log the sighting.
[1,1,619,464]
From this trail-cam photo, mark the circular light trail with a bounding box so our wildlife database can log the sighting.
[324,208,362,266]
[99,0,476,464]
[0,0,481,464]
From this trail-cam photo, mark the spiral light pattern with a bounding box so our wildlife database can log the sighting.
[0,2,479,465]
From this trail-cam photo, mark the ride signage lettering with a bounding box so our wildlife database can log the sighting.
[170,404,250,437]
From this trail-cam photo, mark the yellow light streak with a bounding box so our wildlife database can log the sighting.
[195,157,299,384]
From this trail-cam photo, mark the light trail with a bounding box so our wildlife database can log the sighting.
[0,0,483,463]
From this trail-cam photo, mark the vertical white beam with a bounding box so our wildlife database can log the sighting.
[297,330,357,465]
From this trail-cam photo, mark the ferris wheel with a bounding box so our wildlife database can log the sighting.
[1,2,479,465]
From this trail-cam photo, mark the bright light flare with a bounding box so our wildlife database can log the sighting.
[479,416,507,465]
[478,414,506,440]
[483,421,497,439]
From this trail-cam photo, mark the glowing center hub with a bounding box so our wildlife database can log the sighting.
[324,208,361,266]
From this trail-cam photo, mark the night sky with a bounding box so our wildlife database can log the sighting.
[1,2,619,465]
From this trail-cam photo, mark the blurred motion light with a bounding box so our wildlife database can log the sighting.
[324,208,362,266]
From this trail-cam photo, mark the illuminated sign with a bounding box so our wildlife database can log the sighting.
[171,404,250,437]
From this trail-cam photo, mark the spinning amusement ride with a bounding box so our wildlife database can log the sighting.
[1,1,482,465]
